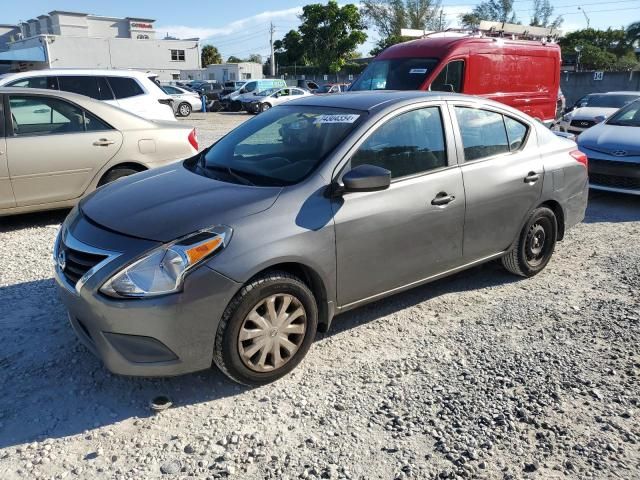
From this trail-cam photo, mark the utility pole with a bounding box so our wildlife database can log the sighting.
[270,22,276,77]
[439,10,444,31]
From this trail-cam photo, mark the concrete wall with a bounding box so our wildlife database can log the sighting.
[202,63,263,83]
[561,71,640,106]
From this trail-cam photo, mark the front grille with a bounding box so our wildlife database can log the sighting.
[570,119,595,129]
[589,158,638,170]
[590,173,640,190]
[59,239,107,288]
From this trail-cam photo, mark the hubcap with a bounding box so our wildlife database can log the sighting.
[179,105,190,115]
[526,223,547,266]
[238,294,306,372]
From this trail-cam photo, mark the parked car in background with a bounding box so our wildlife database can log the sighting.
[560,92,640,135]
[190,81,222,101]
[221,79,288,111]
[349,34,561,125]
[54,91,587,386]
[315,83,349,94]
[0,87,198,216]
[244,87,312,113]
[297,79,320,91]
[578,99,640,195]
[162,84,202,117]
[0,69,176,121]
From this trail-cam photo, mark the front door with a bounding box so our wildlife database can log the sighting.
[5,93,123,207]
[333,105,465,307]
[450,103,543,261]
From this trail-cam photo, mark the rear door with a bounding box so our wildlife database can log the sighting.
[5,93,123,206]
[449,102,543,261]
[333,103,465,306]
[0,97,15,209]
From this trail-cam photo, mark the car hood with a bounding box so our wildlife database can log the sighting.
[578,123,640,156]
[568,106,618,120]
[81,163,282,242]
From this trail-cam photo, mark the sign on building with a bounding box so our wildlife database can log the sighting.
[593,71,604,81]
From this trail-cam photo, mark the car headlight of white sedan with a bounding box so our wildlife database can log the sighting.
[100,226,232,298]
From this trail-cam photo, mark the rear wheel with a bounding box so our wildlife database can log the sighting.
[502,207,557,277]
[97,167,141,187]
[260,103,272,113]
[213,271,318,385]
[177,102,192,117]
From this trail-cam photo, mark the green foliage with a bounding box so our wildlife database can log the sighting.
[559,27,638,71]
[201,45,222,66]
[274,30,306,66]
[369,35,413,56]
[297,1,368,73]
[626,21,640,46]
[530,0,562,28]
[459,0,517,28]
[226,56,243,63]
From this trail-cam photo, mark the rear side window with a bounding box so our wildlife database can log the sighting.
[107,77,144,99]
[504,116,528,150]
[431,60,464,93]
[7,76,59,90]
[58,76,101,99]
[351,107,447,179]
[455,107,509,161]
[96,77,114,100]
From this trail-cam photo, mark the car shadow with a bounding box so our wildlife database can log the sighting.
[584,190,640,223]
[0,209,69,233]
[0,260,518,449]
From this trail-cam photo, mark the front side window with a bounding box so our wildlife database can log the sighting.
[58,76,101,99]
[455,107,526,161]
[196,106,364,186]
[9,95,110,136]
[350,58,439,91]
[351,107,447,179]
[171,49,185,61]
[7,76,58,90]
[107,77,144,99]
[430,60,464,93]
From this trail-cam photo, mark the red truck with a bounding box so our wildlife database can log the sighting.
[350,34,561,126]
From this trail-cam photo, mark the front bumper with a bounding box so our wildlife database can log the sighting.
[54,213,240,376]
[585,155,640,195]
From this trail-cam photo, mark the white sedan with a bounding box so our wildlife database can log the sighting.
[245,87,312,114]
[162,85,203,117]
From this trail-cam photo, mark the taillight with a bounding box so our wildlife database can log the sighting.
[188,128,198,151]
[569,149,588,168]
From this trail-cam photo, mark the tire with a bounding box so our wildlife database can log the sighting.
[502,206,557,277]
[230,100,242,112]
[213,271,318,386]
[177,102,192,117]
[97,167,141,187]
[260,103,271,113]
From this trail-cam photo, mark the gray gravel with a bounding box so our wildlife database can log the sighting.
[0,113,638,479]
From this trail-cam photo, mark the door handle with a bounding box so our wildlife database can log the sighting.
[431,192,456,206]
[524,172,540,183]
[93,139,115,147]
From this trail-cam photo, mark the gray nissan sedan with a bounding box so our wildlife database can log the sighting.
[54,92,589,385]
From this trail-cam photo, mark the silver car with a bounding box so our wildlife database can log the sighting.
[0,88,199,216]
[578,99,640,195]
[54,92,588,385]
[559,91,640,135]
[162,84,202,117]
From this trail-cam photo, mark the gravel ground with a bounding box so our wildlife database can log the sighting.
[0,112,638,480]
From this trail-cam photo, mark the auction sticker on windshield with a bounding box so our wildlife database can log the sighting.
[314,114,360,124]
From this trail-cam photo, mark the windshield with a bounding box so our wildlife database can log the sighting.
[607,100,640,127]
[350,58,439,91]
[193,106,364,186]
[585,94,640,109]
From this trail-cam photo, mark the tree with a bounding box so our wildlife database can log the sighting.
[297,1,367,73]
[227,55,243,63]
[200,44,222,66]
[246,53,263,64]
[361,0,445,55]
[460,0,516,29]
[626,21,640,47]
[530,0,562,29]
[559,28,638,71]
[274,30,306,66]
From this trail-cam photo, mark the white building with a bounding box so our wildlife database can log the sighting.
[181,62,264,83]
[0,11,200,81]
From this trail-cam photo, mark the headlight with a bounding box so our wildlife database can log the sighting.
[562,114,571,122]
[100,226,232,298]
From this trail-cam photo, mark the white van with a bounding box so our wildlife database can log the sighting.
[0,69,176,121]
[221,79,287,111]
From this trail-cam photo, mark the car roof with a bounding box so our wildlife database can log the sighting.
[597,91,640,95]
[0,69,155,80]
[285,90,474,112]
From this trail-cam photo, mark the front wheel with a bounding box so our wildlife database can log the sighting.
[260,103,271,113]
[502,206,557,277]
[213,271,318,385]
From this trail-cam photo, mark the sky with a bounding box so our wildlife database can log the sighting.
[3,0,638,60]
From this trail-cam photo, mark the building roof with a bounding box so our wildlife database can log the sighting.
[48,11,89,17]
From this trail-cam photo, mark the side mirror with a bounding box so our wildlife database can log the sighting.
[594,115,606,124]
[442,84,455,93]
[342,164,391,193]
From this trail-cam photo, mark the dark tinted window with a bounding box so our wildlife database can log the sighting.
[107,77,144,99]
[455,107,509,161]
[58,76,100,98]
[585,94,640,109]
[96,76,114,100]
[84,111,111,131]
[10,95,86,136]
[7,76,59,90]
[431,60,464,93]
[350,58,439,91]
[504,116,528,150]
[351,107,447,179]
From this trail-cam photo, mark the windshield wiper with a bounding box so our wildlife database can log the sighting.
[204,164,254,186]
